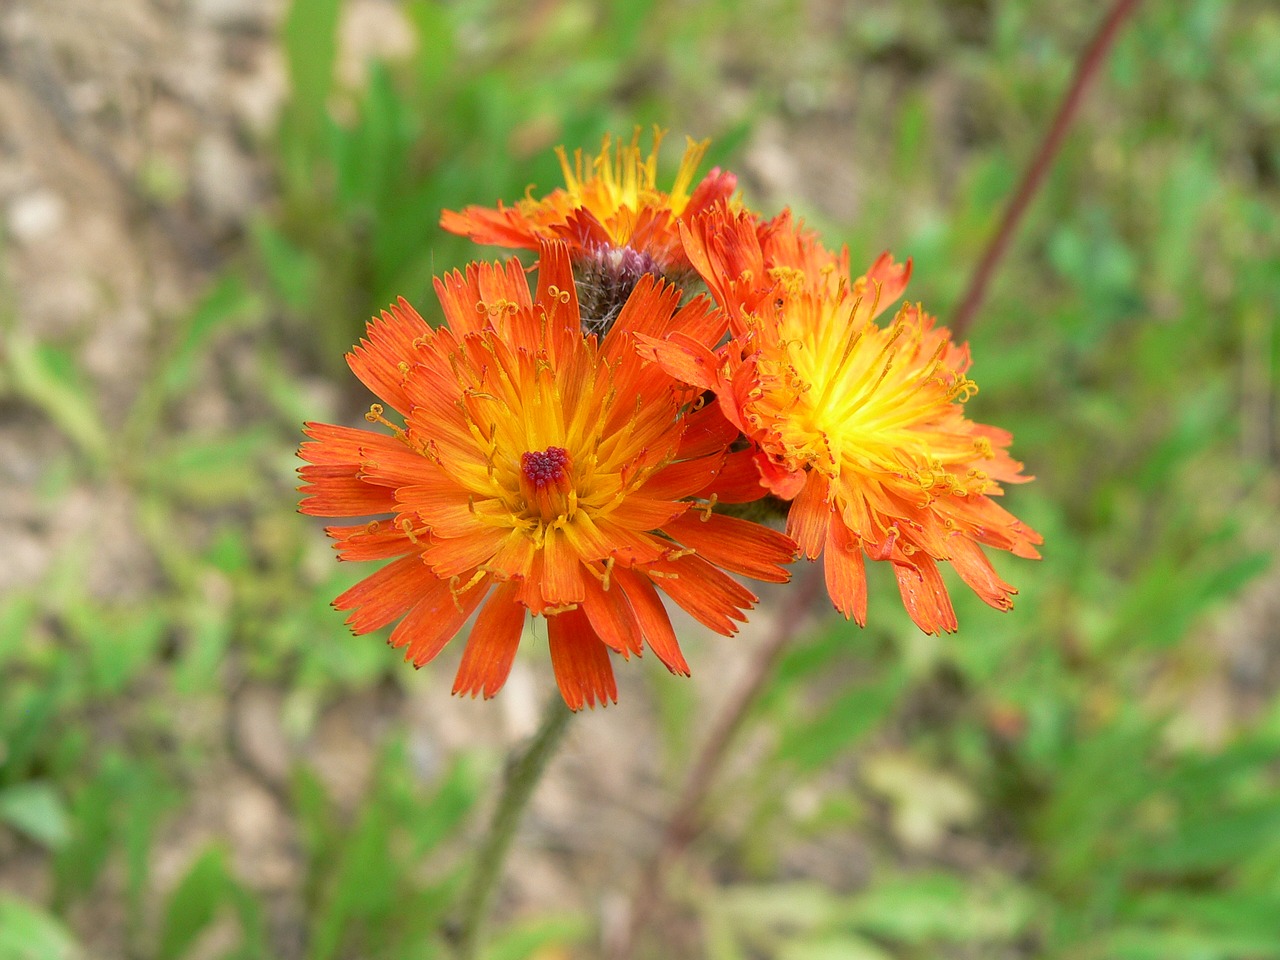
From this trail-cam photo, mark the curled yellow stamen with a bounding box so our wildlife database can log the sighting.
[696,494,718,521]
[448,571,486,612]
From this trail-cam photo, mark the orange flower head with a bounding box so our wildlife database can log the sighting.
[441,129,739,329]
[642,208,1041,635]
[298,242,795,709]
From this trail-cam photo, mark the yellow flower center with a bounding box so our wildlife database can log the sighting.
[749,290,985,497]
[424,333,679,559]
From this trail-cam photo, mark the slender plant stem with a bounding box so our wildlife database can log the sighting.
[950,0,1143,339]
[611,567,826,959]
[454,695,574,960]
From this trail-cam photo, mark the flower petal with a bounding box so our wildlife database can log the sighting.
[824,517,867,625]
[325,522,416,562]
[893,556,957,635]
[392,574,488,667]
[346,298,432,415]
[580,569,643,658]
[612,566,689,676]
[298,465,398,517]
[547,607,618,710]
[541,526,586,606]
[947,536,1017,612]
[665,512,795,583]
[424,526,512,578]
[452,580,524,697]
[707,450,769,504]
[432,257,533,338]
[787,472,831,560]
[651,553,755,636]
[334,554,434,634]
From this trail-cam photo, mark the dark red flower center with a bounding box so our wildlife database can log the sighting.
[521,446,570,488]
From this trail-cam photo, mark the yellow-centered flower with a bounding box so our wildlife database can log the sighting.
[299,241,795,708]
[643,208,1041,634]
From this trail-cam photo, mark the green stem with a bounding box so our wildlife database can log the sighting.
[454,695,574,960]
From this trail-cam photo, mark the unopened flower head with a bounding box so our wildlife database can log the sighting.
[298,241,794,709]
[441,128,740,332]
[643,207,1042,634]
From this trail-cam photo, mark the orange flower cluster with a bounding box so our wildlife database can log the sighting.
[300,130,1040,709]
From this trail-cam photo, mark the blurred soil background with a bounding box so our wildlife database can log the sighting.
[1,1,1279,958]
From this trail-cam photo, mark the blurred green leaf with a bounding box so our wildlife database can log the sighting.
[153,845,267,960]
[398,754,481,857]
[0,594,37,668]
[123,768,181,938]
[301,740,467,960]
[63,603,166,697]
[0,673,66,786]
[0,782,70,850]
[172,274,262,391]
[140,428,274,505]
[842,873,1035,944]
[251,220,321,312]
[404,0,456,107]
[157,847,232,960]
[1105,926,1280,960]
[3,334,109,467]
[776,668,906,773]
[281,0,342,152]
[0,897,82,960]
[779,938,891,960]
[1122,890,1280,940]
[173,595,232,696]
[486,915,590,960]
[53,772,115,904]
[717,882,841,933]
[1152,147,1217,292]
[1140,801,1280,874]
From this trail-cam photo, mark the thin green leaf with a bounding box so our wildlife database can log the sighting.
[157,847,232,960]
[4,334,108,467]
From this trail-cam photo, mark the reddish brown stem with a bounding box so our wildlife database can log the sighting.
[610,6,1145,955]
[610,566,826,959]
[950,0,1143,339]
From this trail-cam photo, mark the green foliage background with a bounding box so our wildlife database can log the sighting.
[2,0,1279,957]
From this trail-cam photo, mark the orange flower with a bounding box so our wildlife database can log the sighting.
[298,242,795,709]
[642,208,1041,634]
[440,128,738,276]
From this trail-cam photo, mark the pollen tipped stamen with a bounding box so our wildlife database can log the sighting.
[365,403,411,445]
